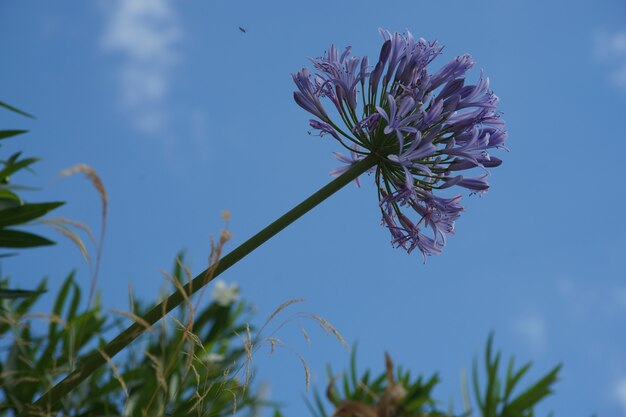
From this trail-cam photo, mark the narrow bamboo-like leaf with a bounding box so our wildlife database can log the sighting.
[0,101,35,118]
[0,130,28,140]
[342,372,351,399]
[504,365,561,414]
[312,388,329,417]
[0,202,64,227]
[0,288,46,299]
[66,280,81,321]
[50,272,75,335]
[173,251,185,282]
[484,335,501,417]
[472,358,485,411]
[13,278,47,317]
[0,189,22,202]
[0,229,54,248]
[0,183,38,191]
[349,344,358,392]
[0,157,40,180]
[504,361,532,402]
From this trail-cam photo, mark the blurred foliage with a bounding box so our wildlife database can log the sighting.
[0,101,63,299]
[307,337,560,417]
[468,334,561,417]
[0,254,266,417]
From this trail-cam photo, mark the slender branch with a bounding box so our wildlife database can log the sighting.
[24,153,379,416]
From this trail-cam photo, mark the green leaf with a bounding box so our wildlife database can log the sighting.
[66,279,81,321]
[0,101,35,118]
[472,358,485,411]
[0,288,46,299]
[0,202,64,227]
[349,344,359,392]
[0,156,39,180]
[0,130,28,140]
[11,278,47,317]
[504,359,531,402]
[0,197,21,211]
[0,189,22,202]
[0,229,55,248]
[504,365,561,414]
[49,272,76,338]
[483,333,501,417]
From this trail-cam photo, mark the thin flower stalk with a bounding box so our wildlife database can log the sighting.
[23,155,378,416]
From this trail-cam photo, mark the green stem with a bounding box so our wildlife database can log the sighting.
[24,153,379,416]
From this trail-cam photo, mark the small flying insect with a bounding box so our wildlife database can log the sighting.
[238,26,247,34]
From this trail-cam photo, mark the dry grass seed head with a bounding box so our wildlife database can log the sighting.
[220,229,233,244]
[263,298,305,329]
[169,315,202,379]
[242,323,253,391]
[226,388,238,416]
[265,337,283,355]
[109,309,153,332]
[144,350,168,393]
[97,348,129,405]
[58,164,108,306]
[300,324,311,346]
[42,220,91,266]
[176,256,196,303]
[296,351,311,392]
[59,164,108,216]
[308,313,349,351]
[45,217,97,247]
[162,269,196,326]
[21,313,67,328]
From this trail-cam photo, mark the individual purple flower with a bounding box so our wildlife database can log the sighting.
[292,68,330,122]
[292,29,507,261]
[310,45,366,112]
[330,147,373,187]
[376,95,421,149]
[387,132,436,190]
[410,193,464,244]
[309,119,341,141]
[381,198,443,262]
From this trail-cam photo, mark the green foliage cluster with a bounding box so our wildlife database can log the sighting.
[304,337,560,417]
[0,256,264,417]
[469,336,561,417]
[0,102,63,299]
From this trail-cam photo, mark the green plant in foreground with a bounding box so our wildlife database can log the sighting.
[0,254,266,417]
[0,101,63,299]
[307,337,560,417]
[468,335,561,417]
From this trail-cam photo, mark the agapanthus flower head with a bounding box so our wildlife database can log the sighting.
[293,29,507,261]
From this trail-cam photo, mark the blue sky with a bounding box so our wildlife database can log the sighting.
[2,0,626,415]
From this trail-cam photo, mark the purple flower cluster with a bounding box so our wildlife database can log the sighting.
[293,29,507,261]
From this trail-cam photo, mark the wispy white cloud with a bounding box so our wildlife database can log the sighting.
[613,378,626,415]
[512,314,547,354]
[557,276,626,318]
[595,30,626,92]
[100,0,182,134]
